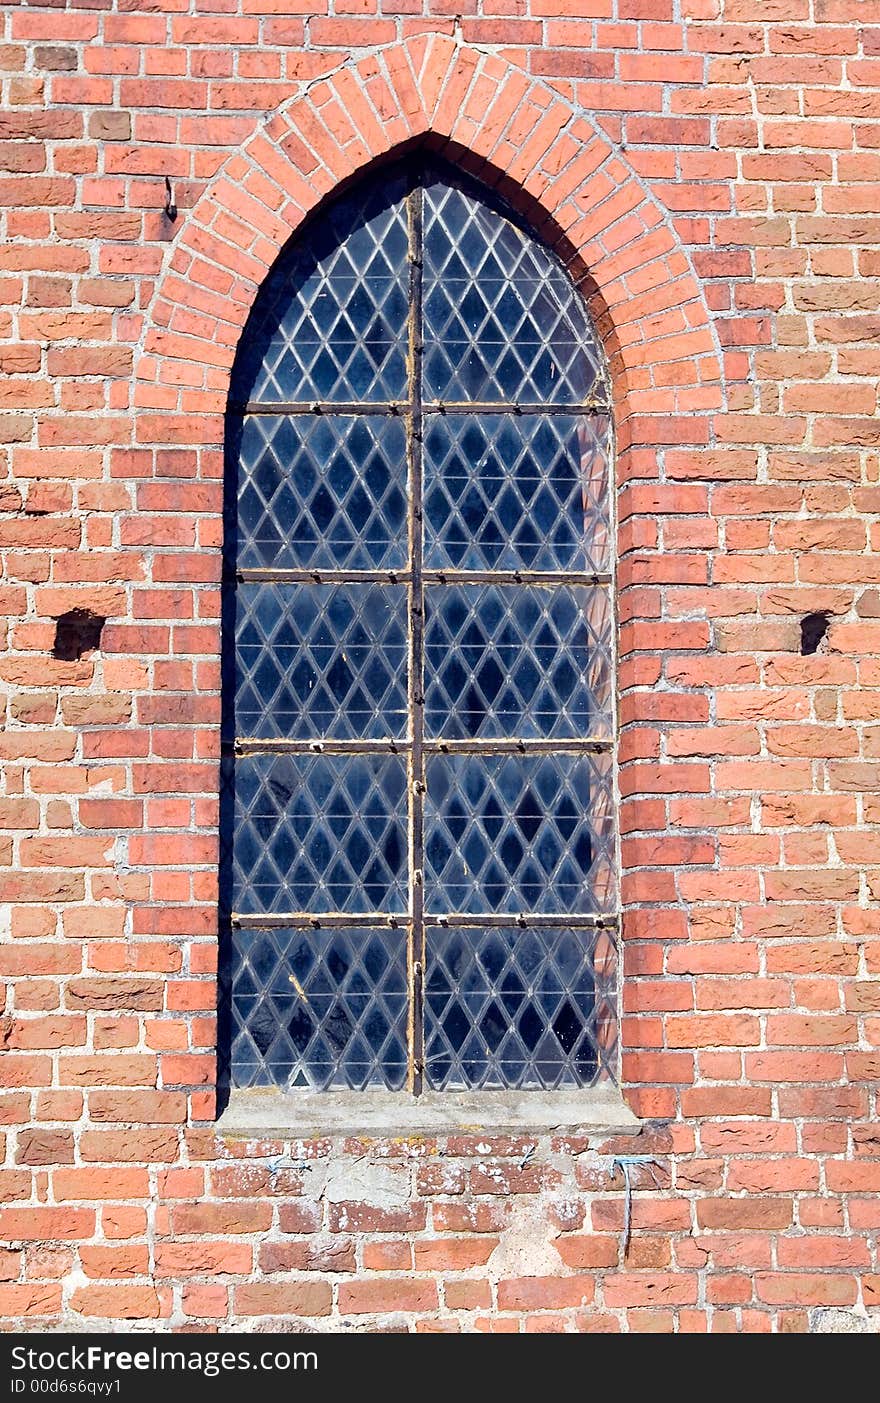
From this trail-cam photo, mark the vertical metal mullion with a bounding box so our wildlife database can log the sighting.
[406,175,426,1095]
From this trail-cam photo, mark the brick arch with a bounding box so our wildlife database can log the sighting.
[135,35,725,995]
[137,33,723,443]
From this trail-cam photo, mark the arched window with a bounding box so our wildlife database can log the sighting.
[222,159,617,1102]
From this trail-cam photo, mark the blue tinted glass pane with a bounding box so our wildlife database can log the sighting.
[236,583,408,741]
[235,414,408,571]
[424,584,611,741]
[231,174,409,404]
[232,927,408,1091]
[422,177,607,404]
[232,754,408,915]
[425,925,617,1090]
[423,414,611,573]
[424,753,614,916]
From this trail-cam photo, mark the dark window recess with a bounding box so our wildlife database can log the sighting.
[52,609,105,662]
[222,158,618,1097]
[800,612,830,656]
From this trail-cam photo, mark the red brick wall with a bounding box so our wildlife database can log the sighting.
[1,2,878,1332]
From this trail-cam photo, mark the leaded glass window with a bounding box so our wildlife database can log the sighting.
[222,159,618,1097]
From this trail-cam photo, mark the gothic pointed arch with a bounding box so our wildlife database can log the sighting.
[222,154,617,1095]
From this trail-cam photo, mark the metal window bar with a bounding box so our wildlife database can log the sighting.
[226,163,617,1095]
[233,569,613,586]
[407,176,427,1090]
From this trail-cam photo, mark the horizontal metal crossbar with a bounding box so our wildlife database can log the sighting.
[231,911,620,930]
[230,399,611,417]
[233,568,612,586]
[232,912,411,930]
[429,913,620,930]
[229,737,613,756]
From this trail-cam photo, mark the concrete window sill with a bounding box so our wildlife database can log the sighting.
[216,1085,640,1139]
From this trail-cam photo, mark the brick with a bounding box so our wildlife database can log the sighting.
[444,1279,492,1311]
[66,979,164,1012]
[181,1284,228,1318]
[78,1129,179,1164]
[16,1129,74,1165]
[497,1276,595,1310]
[0,1285,62,1316]
[755,1274,857,1308]
[80,1245,150,1279]
[59,1053,157,1086]
[260,1238,355,1273]
[54,1169,150,1200]
[0,1208,94,1240]
[70,1285,162,1320]
[154,1242,253,1277]
[327,1203,426,1233]
[338,1280,438,1315]
[697,1201,793,1231]
[603,1274,698,1308]
[413,1238,497,1271]
[235,1282,332,1317]
[555,1235,620,1269]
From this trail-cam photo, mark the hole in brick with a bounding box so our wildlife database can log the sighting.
[800,612,830,656]
[52,609,105,662]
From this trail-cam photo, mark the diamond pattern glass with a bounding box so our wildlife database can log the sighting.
[235,583,408,741]
[231,174,410,404]
[423,414,612,573]
[423,176,608,405]
[235,414,408,571]
[425,753,614,915]
[232,754,408,915]
[425,585,612,741]
[226,159,618,1096]
[232,928,408,1090]
[425,926,618,1090]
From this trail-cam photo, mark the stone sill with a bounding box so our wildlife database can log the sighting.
[217,1085,640,1139]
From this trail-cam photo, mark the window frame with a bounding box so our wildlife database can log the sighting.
[220,157,623,1114]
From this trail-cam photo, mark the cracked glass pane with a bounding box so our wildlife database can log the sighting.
[424,925,617,1090]
[232,927,408,1090]
[235,583,409,741]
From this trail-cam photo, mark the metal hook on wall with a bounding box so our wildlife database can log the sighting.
[612,1154,665,1260]
[164,175,178,222]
